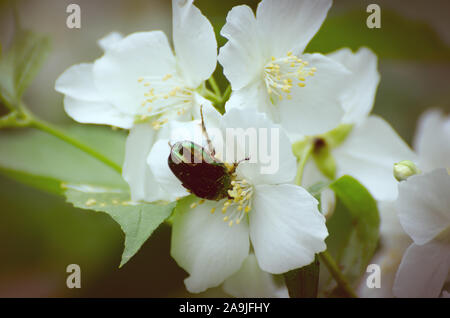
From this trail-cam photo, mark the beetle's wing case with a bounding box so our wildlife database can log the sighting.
[168,141,232,201]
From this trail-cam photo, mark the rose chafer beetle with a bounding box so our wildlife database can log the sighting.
[168,107,245,201]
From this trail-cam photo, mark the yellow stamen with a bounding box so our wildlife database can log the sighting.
[263,51,317,101]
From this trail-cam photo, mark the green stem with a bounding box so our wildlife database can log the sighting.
[319,250,358,298]
[0,96,15,112]
[295,143,313,186]
[30,118,122,174]
[208,76,221,97]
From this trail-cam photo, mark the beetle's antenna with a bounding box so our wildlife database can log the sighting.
[168,141,173,149]
[200,105,216,157]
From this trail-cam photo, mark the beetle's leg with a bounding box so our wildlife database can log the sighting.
[229,156,250,174]
[200,105,216,156]
[168,141,173,149]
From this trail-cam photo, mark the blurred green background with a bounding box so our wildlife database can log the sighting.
[0,0,449,297]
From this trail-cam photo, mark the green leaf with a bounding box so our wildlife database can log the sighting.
[0,49,15,107]
[307,9,450,61]
[325,175,380,289]
[12,29,51,99]
[0,124,127,193]
[0,167,63,195]
[173,194,197,216]
[64,185,176,267]
[0,27,50,107]
[284,256,320,298]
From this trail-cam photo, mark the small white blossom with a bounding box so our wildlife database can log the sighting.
[55,0,217,130]
[393,110,450,298]
[147,108,328,293]
[218,0,352,137]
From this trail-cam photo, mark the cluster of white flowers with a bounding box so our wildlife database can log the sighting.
[55,0,449,297]
[358,110,450,298]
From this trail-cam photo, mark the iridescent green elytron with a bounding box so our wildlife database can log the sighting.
[168,140,233,201]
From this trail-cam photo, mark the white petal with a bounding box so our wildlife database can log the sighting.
[55,63,103,101]
[328,47,380,125]
[168,118,205,145]
[63,96,133,129]
[378,201,412,251]
[333,116,417,201]
[250,184,327,274]
[256,0,332,56]
[147,139,189,201]
[320,188,336,218]
[396,169,450,245]
[122,124,166,202]
[97,32,124,51]
[302,159,329,188]
[171,201,250,293]
[393,242,450,298]
[172,0,217,88]
[223,253,289,298]
[220,108,297,185]
[414,109,450,172]
[225,81,271,115]
[277,53,349,137]
[93,31,176,115]
[218,5,265,90]
[196,95,223,129]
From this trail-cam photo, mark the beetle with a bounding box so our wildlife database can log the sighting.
[168,107,245,201]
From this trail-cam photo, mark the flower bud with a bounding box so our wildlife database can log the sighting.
[394,160,420,181]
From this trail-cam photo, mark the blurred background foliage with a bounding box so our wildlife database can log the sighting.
[0,0,449,297]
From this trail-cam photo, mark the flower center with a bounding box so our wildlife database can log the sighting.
[210,177,254,227]
[263,51,316,101]
[137,74,195,129]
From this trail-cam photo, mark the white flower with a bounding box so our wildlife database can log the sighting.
[55,0,217,130]
[148,108,328,293]
[55,0,218,202]
[123,120,201,202]
[393,169,450,298]
[393,110,450,298]
[302,47,417,201]
[55,0,217,202]
[54,32,131,128]
[218,0,352,137]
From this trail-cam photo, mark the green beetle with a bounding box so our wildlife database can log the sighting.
[168,107,246,201]
[168,140,233,201]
